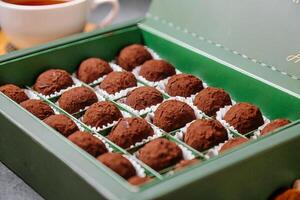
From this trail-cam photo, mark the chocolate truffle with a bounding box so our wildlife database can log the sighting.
[77,58,113,84]
[43,114,78,137]
[219,137,248,153]
[97,152,136,179]
[125,86,163,111]
[128,176,151,186]
[0,84,28,103]
[138,138,183,171]
[99,71,137,94]
[20,99,54,120]
[82,101,122,128]
[153,100,196,132]
[139,59,176,82]
[108,117,154,149]
[34,69,74,95]
[165,74,203,97]
[68,131,107,157]
[184,119,228,152]
[174,159,200,171]
[224,102,264,134]
[275,189,300,200]
[193,87,232,116]
[117,44,152,71]
[261,118,291,136]
[58,87,98,114]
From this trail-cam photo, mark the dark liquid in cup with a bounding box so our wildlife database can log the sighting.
[2,0,70,5]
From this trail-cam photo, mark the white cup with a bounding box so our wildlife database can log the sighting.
[0,0,119,49]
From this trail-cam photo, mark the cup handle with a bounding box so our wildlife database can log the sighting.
[92,0,120,28]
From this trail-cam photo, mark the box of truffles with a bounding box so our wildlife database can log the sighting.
[1,0,300,200]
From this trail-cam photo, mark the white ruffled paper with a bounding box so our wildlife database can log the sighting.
[251,120,271,139]
[123,154,146,177]
[24,89,40,100]
[92,133,114,152]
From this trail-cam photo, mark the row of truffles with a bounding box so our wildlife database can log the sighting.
[64,130,151,185]
[42,114,152,186]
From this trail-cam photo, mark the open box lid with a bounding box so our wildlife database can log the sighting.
[141,0,300,98]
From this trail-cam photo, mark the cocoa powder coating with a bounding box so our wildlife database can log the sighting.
[125,86,163,111]
[219,137,249,153]
[43,114,78,137]
[174,159,200,171]
[108,117,154,149]
[34,69,74,95]
[224,102,264,134]
[165,74,203,97]
[137,138,183,171]
[97,152,136,179]
[153,100,196,132]
[139,59,176,82]
[20,99,54,120]
[58,87,98,114]
[261,118,291,136]
[99,71,137,94]
[193,87,232,116]
[184,119,228,151]
[77,58,112,83]
[0,84,28,103]
[83,101,122,128]
[68,131,107,157]
[117,44,152,71]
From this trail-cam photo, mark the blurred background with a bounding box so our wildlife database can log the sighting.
[0,0,150,199]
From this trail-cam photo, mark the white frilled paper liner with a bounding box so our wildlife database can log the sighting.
[145,96,204,125]
[24,89,41,100]
[92,133,114,152]
[72,63,123,86]
[178,144,196,160]
[33,76,83,99]
[80,110,132,132]
[251,121,271,139]
[94,82,144,101]
[123,154,146,177]
[216,103,270,136]
[56,91,105,114]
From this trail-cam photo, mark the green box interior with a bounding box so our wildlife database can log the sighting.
[1,24,300,200]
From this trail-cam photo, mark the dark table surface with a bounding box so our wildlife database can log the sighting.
[0,0,150,199]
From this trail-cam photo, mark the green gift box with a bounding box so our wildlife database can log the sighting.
[1,0,300,199]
